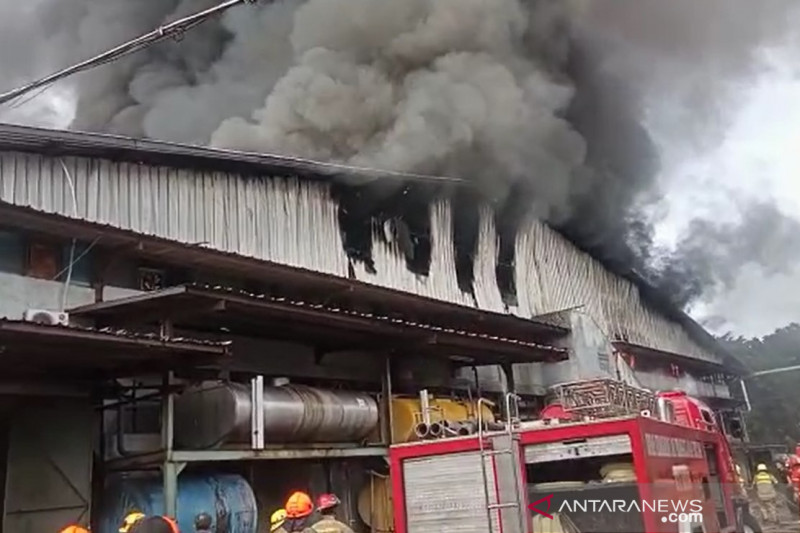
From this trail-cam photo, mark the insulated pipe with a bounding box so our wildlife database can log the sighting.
[457,425,472,436]
[174,382,379,448]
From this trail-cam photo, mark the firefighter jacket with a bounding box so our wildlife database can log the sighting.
[311,517,355,533]
[754,471,779,499]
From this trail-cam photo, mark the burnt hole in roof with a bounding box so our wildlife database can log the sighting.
[452,188,481,295]
[495,183,530,308]
[334,182,440,277]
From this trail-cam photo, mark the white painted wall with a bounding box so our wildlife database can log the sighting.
[0,271,143,321]
[0,271,95,319]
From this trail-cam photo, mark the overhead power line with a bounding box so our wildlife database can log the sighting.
[0,0,256,107]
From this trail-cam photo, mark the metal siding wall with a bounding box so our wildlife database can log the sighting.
[513,215,722,365]
[0,150,724,368]
[354,200,473,306]
[0,152,349,277]
[473,205,505,313]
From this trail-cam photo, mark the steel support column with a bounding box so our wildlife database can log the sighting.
[379,354,394,445]
[383,355,394,444]
[161,371,178,517]
[501,362,516,395]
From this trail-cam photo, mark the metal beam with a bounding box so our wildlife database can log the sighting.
[748,363,800,378]
[161,372,177,518]
[170,446,388,462]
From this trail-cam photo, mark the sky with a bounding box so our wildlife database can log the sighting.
[1,1,799,339]
[647,39,800,337]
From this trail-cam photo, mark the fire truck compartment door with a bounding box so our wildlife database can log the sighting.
[524,434,632,464]
[402,437,526,533]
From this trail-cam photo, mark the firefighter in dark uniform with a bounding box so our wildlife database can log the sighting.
[311,494,354,533]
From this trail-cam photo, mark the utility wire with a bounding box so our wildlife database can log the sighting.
[0,0,256,107]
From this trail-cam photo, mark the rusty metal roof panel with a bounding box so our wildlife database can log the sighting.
[0,318,231,350]
[69,284,569,364]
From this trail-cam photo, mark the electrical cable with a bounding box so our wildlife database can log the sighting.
[50,236,101,283]
[58,158,80,312]
[0,0,254,107]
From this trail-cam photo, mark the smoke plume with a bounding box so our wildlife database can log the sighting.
[1,0,800,319]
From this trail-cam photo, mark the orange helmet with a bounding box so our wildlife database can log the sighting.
[285,491,314,518]
[60,527,90,533]
[163,516,180,533]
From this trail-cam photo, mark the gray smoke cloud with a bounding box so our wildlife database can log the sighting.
[1,0,800,320]
[209,0,585,214]
[648,201,800,309]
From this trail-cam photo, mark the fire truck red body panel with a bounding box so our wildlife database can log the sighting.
[390,413,738,533]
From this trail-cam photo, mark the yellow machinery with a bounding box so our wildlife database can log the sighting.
[358,474,393,533]
[358,395,495,531]
[390,395,495,443]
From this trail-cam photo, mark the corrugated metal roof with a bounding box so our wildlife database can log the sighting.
[0,318,231,350]
[69,283,569,364]
[0,122,461,185]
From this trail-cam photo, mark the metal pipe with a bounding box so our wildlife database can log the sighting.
[419,389,431,426]
[457,425,472,436]
[428,421,443,438]
[414,422,430,440]
[174,382,379,448]
[740,379,752,412]
[385,356,394,445]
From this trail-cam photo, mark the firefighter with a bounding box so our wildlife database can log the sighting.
[271,509,289,533]
[312,494,354,533]
[283,491,316,533]
[60,526,90,533]
[194,513,212,533]
[753,463,780,525]
[120,512,146,533]
[130,516,180,533]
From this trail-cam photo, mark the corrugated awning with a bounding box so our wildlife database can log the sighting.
[612,340,742,375]
[1,202,569,348]
[70,284,568,365]
[0,319,230,378]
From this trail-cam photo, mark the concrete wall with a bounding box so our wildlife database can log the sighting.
[0,271,95,319]
[458,309,614,394]
[0,270,143,322]
[457,308,733,401]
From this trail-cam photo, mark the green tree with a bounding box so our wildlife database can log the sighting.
[720,323,800,445]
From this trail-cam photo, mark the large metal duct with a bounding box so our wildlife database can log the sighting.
[174,382,378,449]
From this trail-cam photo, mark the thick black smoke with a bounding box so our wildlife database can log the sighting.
[1,0,799,314]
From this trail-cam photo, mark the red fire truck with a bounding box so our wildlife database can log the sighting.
[389,381,759,533]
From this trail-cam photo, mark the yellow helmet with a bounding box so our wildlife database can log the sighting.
[270,509,288,532]
[119,512,145,533]
[757,463,768,472]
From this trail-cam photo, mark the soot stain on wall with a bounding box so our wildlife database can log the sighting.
[334,181,524,308]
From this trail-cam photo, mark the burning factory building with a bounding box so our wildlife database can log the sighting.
[0,0,762,531]
[0,119,745,532]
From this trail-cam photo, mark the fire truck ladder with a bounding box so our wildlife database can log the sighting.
[477,393,526,533]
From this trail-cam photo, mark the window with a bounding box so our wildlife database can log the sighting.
[598,350,610,373]
[59,241,94,286]
[26,241,61,280]
[0,230,24,274]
